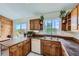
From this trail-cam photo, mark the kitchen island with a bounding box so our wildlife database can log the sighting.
[0,37,31,56]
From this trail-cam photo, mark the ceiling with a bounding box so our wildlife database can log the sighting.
[0,3,77,20]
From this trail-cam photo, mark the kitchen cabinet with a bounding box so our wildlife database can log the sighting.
[18,43,23,56]
[23,39,31,55]
[51,41,62,56]
[30,19,43,30]
[9,45,19,56]
[41,40,62,56]
[61,12,71,31]
[78,5,79,30]
[41,40,51,56]
[9,39,31,56]
[34,19,40,30]
[0,15,13,38]
[30,20,34,30]
[71,7,77,31]
[61,4,79,31]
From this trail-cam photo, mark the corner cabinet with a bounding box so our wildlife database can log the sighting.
[41,40,62,56]
[30,19,43,30]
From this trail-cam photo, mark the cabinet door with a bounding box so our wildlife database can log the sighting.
[34,20,40,30]
[30,19,41,30]
[78,5,79,30]
[1,17,13,38]
[18,43,23,56]
[71,7,77,31]
[51,41,62,56]
[28,40,31,53]
[41,40,51,56]
[26,42,31,54]
[30,20,34,30]
[23,41,28,55]
[23,39,31,55]
[43,45,51,56]
[9,45,19,56]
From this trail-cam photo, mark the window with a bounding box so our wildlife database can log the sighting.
[44,18,60,34]
[53,19,60,29]
[21,23,26,29]
[16,24,21,30]
[44,19,52,34]
[15,23,27,34]
[16,23,27,30]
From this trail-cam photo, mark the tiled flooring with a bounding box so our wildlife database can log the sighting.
[27,52,42,56]
[0,51,42,56]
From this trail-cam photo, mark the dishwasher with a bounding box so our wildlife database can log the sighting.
[31,38,41,54]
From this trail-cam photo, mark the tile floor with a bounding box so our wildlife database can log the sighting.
[27,52,42,56]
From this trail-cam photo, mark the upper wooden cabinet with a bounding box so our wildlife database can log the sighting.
[71,7,77,31]
[30,20,34,30]
[62,4,79,31]
[30,19,43,30]
[78,5,79,30]
[62,13,71,31]
[0,15,13,38]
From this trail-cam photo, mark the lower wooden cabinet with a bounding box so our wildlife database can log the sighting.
[9,39,31,56]
[18,43,23,56]
[41,40,51,56]
[41,40,62,56]
[9,39,62,56]
[9,45,19,56]
[23,39,31,55]
[51,41,62,56]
